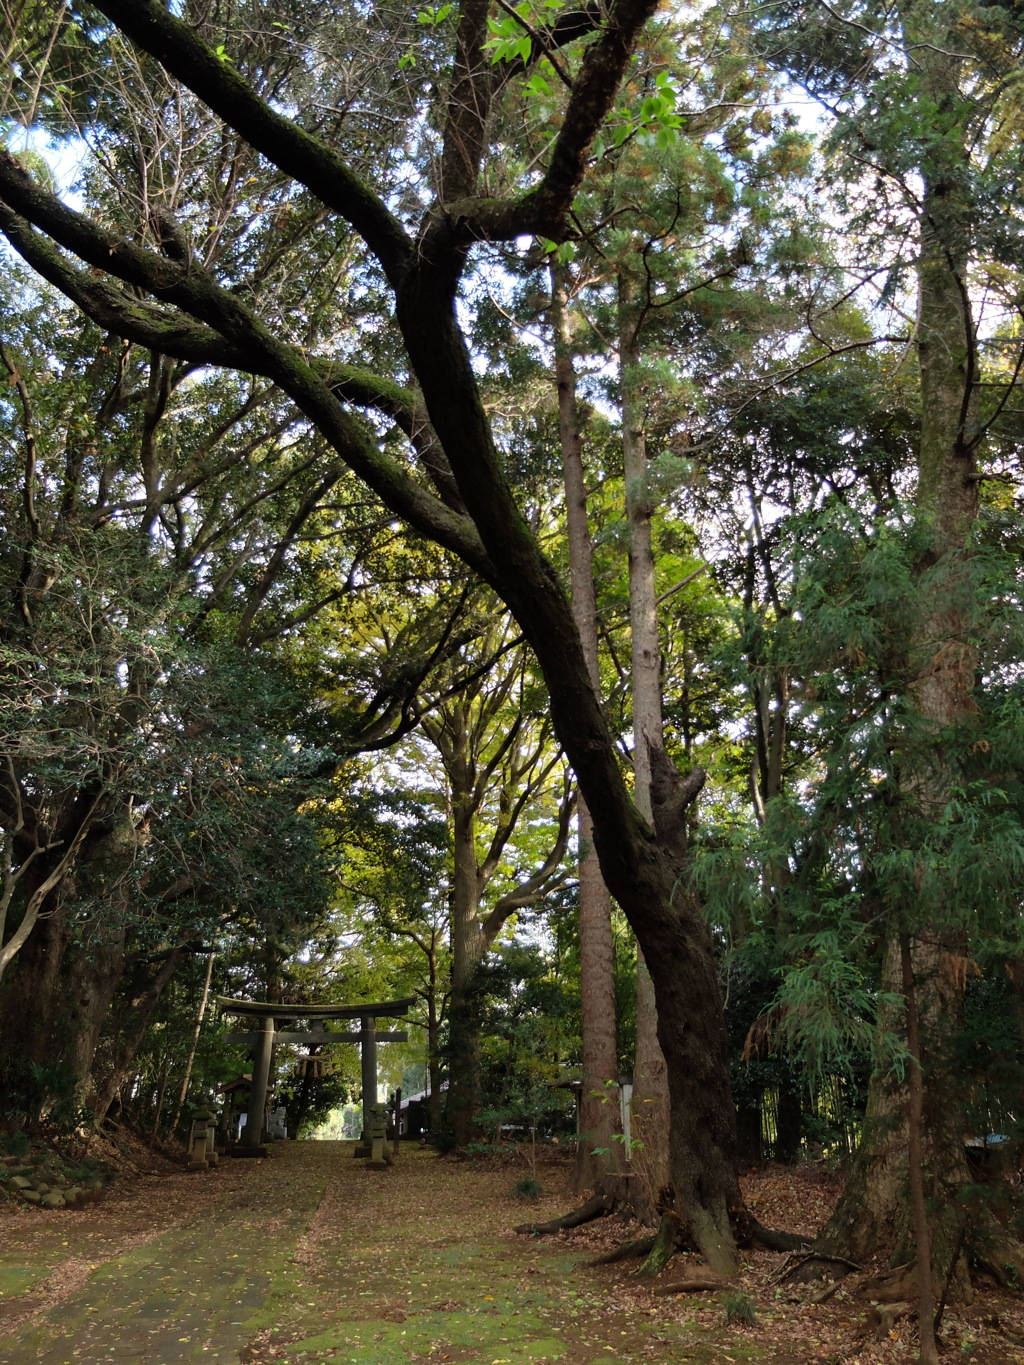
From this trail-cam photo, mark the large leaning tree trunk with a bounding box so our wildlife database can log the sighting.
[0,0,749,1273]
[814,0,1020,1295]
[550,262,623,1194]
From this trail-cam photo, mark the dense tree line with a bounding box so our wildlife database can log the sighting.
[2,1,1024,1347]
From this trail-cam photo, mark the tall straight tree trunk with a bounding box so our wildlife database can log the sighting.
[447,750,483,1148]
[0,817,140,1118]
[149,1039,175,1140]
[817,1,1020,1291]
[619,273,671,1221]
[551,262,623,1193]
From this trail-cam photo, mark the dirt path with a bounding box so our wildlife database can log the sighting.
[0,1142,333,1363]
[2,1143,1024,1365]
[0,1143,759,1365]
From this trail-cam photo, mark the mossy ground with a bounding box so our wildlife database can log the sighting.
[0,1141,767,1365]
[29,1140,1024,1363]
[3,1139,1024,1363]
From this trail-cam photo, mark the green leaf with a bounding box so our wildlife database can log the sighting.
[416,4,452,24]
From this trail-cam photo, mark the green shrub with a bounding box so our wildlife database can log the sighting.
[721,1291,757,1327]
[511,1177,542,1200]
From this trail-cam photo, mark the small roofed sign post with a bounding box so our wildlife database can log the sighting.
[218,996,412,1158]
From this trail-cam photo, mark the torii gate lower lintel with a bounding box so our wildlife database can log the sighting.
[217,995,413,1158]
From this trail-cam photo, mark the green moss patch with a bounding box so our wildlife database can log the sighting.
[0,1265,45,1297]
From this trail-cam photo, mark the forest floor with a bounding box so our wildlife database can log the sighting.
[1,1140,1024,1364]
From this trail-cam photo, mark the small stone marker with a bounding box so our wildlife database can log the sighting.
[367,1107,391,1169]
[204,1117,219,1166]
[188,1108,215,1170]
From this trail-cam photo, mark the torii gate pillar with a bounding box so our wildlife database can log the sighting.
[216,996,412,1161]
[241,1016,275,1155]
[359,1015,377,1152]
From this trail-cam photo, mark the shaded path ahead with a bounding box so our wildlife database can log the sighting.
[2,1141,334,1363]
[0,1141,773,1365]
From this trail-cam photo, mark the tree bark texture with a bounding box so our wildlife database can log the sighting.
[54,815,147,1110]
[0,818,141,1116]
[0,888,71,1115]
[425,946,445,1136]
[448,750,484,1147]
[619,275,671,1221]
[901,937,940,1365]
[817,935,974,1292]
[551,263,623,1193]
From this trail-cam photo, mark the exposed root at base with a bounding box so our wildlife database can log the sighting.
[588,1236,656,1266]
[743,1217,812,1253]
[638,1212,683,1278]
[652,1277,733,1295]
[513,1190,614,1235]
[777,1252,863,1283]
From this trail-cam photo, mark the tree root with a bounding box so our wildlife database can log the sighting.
[742,1216,812,1253]
[513,1190,613,1235]
[515,1188,808,1276]
[514,1174,637,1237]
[806,1279,844,1304]
[638,1212,682,1278]
[865,1301,913,1342]
[652,1277,732,1295]
[589,1236,656,1266]
[856,1264,918,1303]
[964,1218,1024,1290]
[777,1252,863,1283]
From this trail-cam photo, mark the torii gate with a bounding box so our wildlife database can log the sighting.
[217,996,413,1158]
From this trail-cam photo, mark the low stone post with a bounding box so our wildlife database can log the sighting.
[205,1115,219,1166]
[188,1108,214,1170]
[214,1106,230,1154]
[367,1107,391,1168]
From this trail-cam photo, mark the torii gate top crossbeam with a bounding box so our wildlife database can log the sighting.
[215,996,414,1020]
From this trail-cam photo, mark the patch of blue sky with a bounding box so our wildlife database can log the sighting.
[2,119,87,200]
